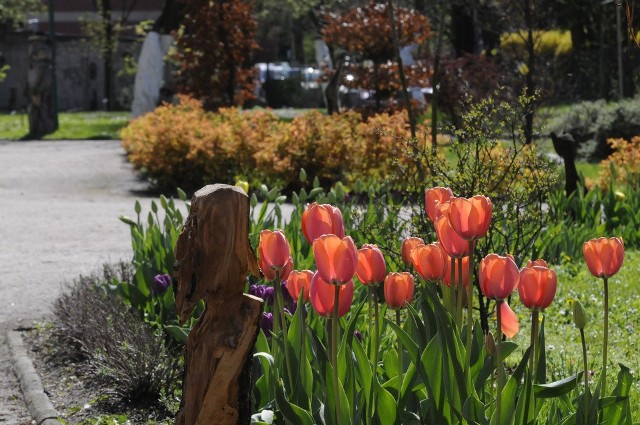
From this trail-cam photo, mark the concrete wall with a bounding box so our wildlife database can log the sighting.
[0,31,141,112]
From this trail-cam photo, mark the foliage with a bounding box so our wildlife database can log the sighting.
[595,136,640,191]
[320,1,432,113]
[0,0,44,26]
[117,189,192,342]
[549,97,640,161]
[536,182,640,263]
[174,0,258,110]
[500,29,573,58]
[120,96,422,192]
[50,264,181,405]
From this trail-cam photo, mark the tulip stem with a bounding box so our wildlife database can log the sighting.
[373,290,380,367]
[332,284,342,425]
[396,309,402,371]
[529,310,539,382]
[602,277,609,396]
[464,242,475,380]
[449,257,456,318]
[274,271,295,393]
[456,256,464,327]
[496,299,505,425]
[580,327,589,425]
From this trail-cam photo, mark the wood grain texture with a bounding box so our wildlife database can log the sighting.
[174,184,262,425]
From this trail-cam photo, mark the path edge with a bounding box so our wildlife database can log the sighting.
[6,329,62,425]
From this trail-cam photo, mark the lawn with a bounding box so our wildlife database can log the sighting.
[0,111,130,140]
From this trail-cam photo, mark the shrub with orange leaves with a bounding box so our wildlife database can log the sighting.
[121,96,428,191]
[595,136,640,191]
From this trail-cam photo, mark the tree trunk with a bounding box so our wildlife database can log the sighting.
[550,132,580,196]
[174,184,262,425]
[101,0,114,110]
[26,34,58,139]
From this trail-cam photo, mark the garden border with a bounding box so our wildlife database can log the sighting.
[6,329,62,425]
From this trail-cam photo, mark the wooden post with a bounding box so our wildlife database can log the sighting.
[173,184,262,425]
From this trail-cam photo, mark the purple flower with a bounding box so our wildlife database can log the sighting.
[281,281,293,304]
[260,312,273,335]
[153,274,172,295]
[354,330,363,343]
[262,286,275,305]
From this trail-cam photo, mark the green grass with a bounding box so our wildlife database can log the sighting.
[510,250,640,420]
[0,111,130,140]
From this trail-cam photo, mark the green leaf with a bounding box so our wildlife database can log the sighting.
[275,380,314,425]
[164,325,189,344]
[534,373,582,398]
[463,395,488,425]
[375,376,397,425]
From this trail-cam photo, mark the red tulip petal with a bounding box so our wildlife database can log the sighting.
[500,301,519,338]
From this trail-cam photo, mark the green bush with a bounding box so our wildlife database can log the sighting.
[549,98,640,161]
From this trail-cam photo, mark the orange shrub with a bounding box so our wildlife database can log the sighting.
[121,96,428,191]
[596,136,640,191]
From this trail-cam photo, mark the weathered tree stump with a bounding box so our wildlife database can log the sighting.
[550,131,580,196]
[174,184,262,425]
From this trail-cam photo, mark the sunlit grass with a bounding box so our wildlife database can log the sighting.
[0,111,130,140]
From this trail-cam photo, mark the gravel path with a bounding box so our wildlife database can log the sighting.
[0,139,153,423]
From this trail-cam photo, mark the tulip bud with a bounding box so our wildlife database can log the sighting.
[573,300,587,330]
[485,331,496,356]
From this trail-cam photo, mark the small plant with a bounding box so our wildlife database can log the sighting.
[50,264,181,407]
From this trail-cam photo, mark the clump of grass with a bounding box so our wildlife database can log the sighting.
[49,263,182,406]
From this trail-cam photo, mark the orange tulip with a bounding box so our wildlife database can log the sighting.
[401,236,425,266]
[259,230,292,278]
[447,195,492,241]
[435,214,470,258]
[384,272,415,310]
[518,261,557,310]
[313,234,358,285]
[479,253,519,300]
[583,237,624,278]
[355,244,386,285]
[301,202,345,244]
[499,301,519,338]
[442,255,469,287]
[310,271,354,318]
[411,242,447,282]
[425,187,454,223]
[286,270,313,302]
[260,255,293,281]
[527,259,548,268]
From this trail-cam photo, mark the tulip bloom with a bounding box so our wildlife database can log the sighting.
[411,243,447,282]
[286,270,313,302]
[582,237,624,278]
[301,202,345,244]
[500,301,519,338]
[260,254,293,281]
[355,244,386,285]
[401,237,425,266]
[518,262,557,310]
[442,255,469,287]
[447,195,492,241]
[152,274,172,295]
[435,214,470,258]
[259,229,292,274]
[425,187,454,222]
[309,272,354,318]
[479,253,520,300]
[384,272,415,310]
[313,234,358,285]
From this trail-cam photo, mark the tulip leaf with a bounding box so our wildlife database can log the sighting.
[383,349,400,380]
[324,362,352,425]
[463,395,488,425]
[164,325,189,344]
[536,319,547,383]
[351,338,373,418]
[375,376,397,425]
[275,380,314,425]
[601,364,633,425]
[533,373,581,398]
[385,318,419,363]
